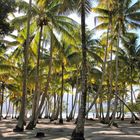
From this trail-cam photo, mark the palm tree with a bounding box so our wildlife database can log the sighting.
[24,0,79,129]
[109,0,140,126]
[13,0,32,132]
[71,0,91,139]
[119,33,140,122]
[92,0,140,125]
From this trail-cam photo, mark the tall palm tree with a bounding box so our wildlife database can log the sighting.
[92,0,140,125]
[119,33,140,122]
[71,0,91,139]
[13,0,32,132]
[24,0,79,129]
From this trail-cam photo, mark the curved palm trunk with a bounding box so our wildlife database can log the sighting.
[59,62,64,124]
[109,27,120,126]
[34,32,53,121]
[0,88,4,120]
[12,103,14,119]
[71,1,87,139]
[105,80,111,122]
[121,94,125,120]
[105,11,112,123]
[44,99,49,118]
[26,31,53,129]
[95,102,99,118]
[5,99,11,119]
[112,91,139,120]
[13,0,32,132]
[66,92,69,119]
[51,95,60,120]
[85,24,108,116]
[50,93,57,120]
[68,70,79,121]
[130,64,135,123]
[26,25,43,130]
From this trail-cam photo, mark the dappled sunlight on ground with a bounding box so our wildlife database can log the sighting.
[0,119,140,139]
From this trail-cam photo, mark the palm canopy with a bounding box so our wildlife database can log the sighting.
[93,0,140,33]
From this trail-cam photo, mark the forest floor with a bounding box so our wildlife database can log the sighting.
[0,118,140,140]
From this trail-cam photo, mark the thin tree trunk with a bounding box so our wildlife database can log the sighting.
[113,92,139,120]
[12,103,14,119]
[44,99,49,118]
[109,23,120,127]
[66,93,69,119]
[86,93,89,119]
[26,31,53,129]
[121,85,125,120]
[68,70,79,121]
[71,1,87,139]
[14,0,31,131]
[5,99,11,118]
[59,62,64,124]
[0,88,4,120]
[50,93,56,120]
[95,103,99,118]
[105,81,111,123]
[26,25,43,130]
[130,65,135,123]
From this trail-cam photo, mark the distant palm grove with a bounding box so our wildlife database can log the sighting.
[0,0,140,139]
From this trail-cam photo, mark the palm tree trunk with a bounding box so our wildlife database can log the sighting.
[105,80,111,123]
[95,103,99,118]
[109,23,120,126]
[0,88,4,120]
[13,0,32,131]
[5,99,10,118]
[59,62,64,124]
[130,64,135,123]
[50,93,56,120]
[85,24,108,115]
[86,93,89,119]
[12,103,14,119]
[26,24,43,130]
[71,1,87,139]
[26,31,53,129]
[113,91,139,120]
[66,93,69,119]
[68,70,79,121]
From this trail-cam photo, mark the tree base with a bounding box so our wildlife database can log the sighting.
[113,122,118,128]
[135,116,139,120]
[130,120,136,124]
[36,132,45,137]
[100,119,106,124]
[38,116,42,119]
[121,117,124,121]
[71,129,85,140]
[26,121,35,130]
[66,116,72,122]
[3,116,7,119]
[23,120,26,126]
[13,125,24,132]
[108,121,118,128]
[59,118,63,124]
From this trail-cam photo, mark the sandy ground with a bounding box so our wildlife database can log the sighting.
[0,118,140,140]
